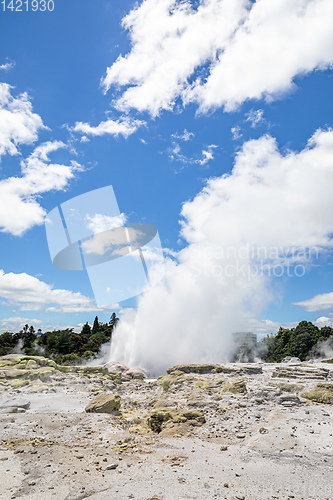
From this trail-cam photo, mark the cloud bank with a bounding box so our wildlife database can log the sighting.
[0,269,115,315]
[102,0,333,116]
[293,292,333,312]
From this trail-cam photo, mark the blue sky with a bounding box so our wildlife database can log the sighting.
[1,0,333,343]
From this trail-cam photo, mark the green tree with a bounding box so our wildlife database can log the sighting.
[109,312,119,330]
[92,316,99,335]
[318,326,333,340]
[0,332,18,356]
[20,324,37,350]
[81,322,92,340]
[262,321,333,362]
[56,330,72,354]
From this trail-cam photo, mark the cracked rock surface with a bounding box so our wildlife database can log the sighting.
[0,355,332,499]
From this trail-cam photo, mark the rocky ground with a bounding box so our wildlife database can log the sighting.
[0,354,333,500]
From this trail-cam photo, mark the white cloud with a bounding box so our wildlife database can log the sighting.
[171,129,194,142]
[0,269,115,314]
[231,125,242,140]
[85,213,127,234]
[197,144,217,165]
[181,128,333,250]
[0,316,43,332]
[169,141,216,167]
[0,141,81,236]
[246,109,264,128]
[247,318,300,336]
[0,61,15,72]
[0,83,46,158]
[314,316,333,329]
[82,214,129,257]
[109,128,333,375]
[45,303,119,314]
[72,116,145,138]
[248,316,333,337]
[293,292,333,312]
[82,226,142,257]
[102,0,333,116]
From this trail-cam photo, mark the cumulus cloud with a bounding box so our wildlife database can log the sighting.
[0,141,81,236]
[0,269,115,314]
[293,292,333,312]
[182,129,333,250]
[110,128,333,375]
[0,83,46,158]
[314,316,333,329]
[72,116,145,138]
[102,0,333,116]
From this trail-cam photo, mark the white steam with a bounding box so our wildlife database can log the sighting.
[110,129,333,376]
[82,340,113,366]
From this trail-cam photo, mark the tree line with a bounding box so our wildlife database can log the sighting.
[262,321,333,362]
[1,317,332,365]
[0,313,119,364]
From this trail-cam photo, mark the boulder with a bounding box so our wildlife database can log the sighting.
[147,407,205,433]
[122,368,146,380]
[220,378,247,394]
[104,362,129,373]
[277,395,301,406]
[4,369,30,379]
[30,367,55,380]
[186,395,217,409]
[153,397,178,408]
[281,357,301,364]
[158,372,187,392]
[85,393,121,413]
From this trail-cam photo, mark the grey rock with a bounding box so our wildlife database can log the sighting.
[281,357,301,364]
[278,395,301,406]
[272,366,329,380]
[106,463,119,470]
[85,393,121,413]
[0,399,30,414]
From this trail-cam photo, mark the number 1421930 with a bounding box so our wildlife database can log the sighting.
[2,0,54,11]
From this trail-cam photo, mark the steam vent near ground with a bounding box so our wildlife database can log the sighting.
[232,332,257,362]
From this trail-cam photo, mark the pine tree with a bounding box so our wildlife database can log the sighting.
[81,322,92,341]
[92,316,99,335]
[109,312,119,330]
[56,330,72,354]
